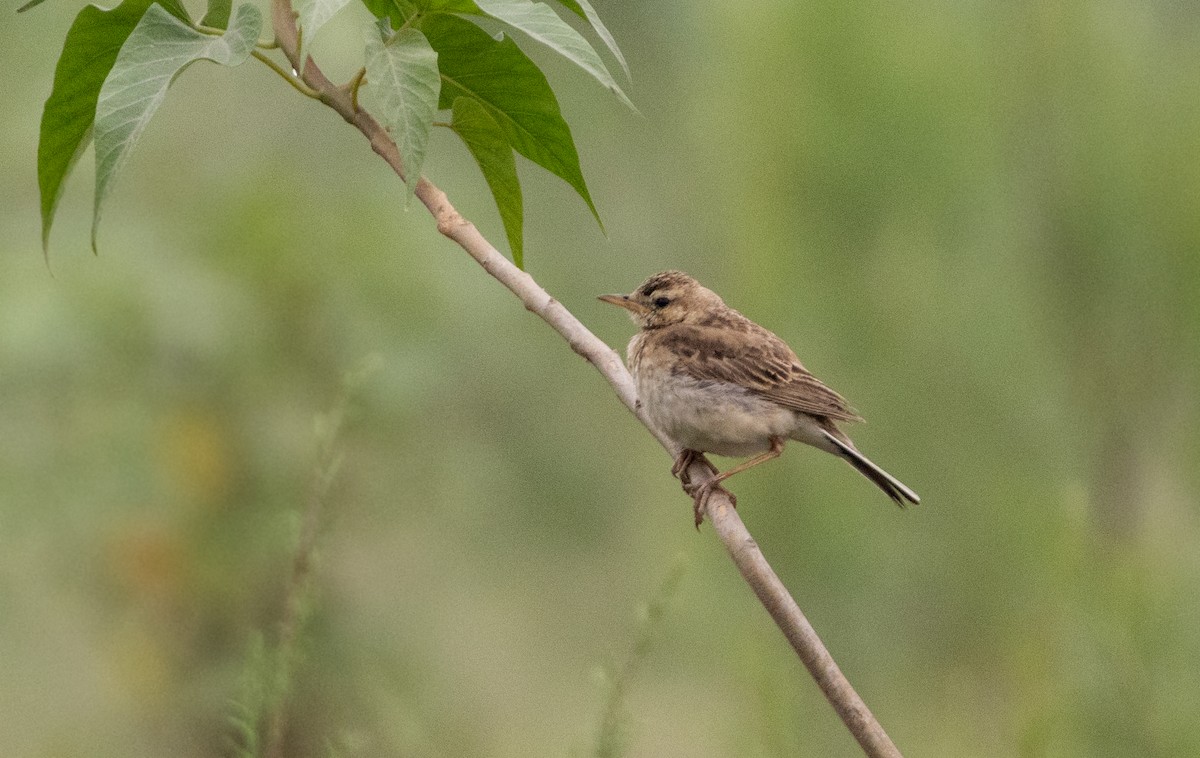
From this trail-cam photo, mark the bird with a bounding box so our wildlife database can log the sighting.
[599,270,919,526]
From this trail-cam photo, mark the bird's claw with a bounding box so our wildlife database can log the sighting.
[672,449,731,527]
[672,449,718,487]
[684,478,737,529]
[671,449,697,480]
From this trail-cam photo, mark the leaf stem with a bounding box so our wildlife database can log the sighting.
[192,21,279,49]
[394,10,421,35]
[252,50,321,99]
[346,67,367,112]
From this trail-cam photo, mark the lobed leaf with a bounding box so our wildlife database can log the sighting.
[91,3,262,251]
[421,13,599,225]
[450,97,523,267]
[295,0,353,71]
[361,0,630,89]
[472,0,633,111]
[36,0,191,255]
[363,26,441,198]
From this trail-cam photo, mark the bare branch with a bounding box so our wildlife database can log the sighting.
[707,498,902,757]
[266,5,902,756]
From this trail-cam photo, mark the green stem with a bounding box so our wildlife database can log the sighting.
[252,49,321,99]
[387,9,421,38]
[347,67,367,112]
[191,22,305,95]
[193,21,278,49]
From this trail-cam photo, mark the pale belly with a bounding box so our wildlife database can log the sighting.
[635,367,803,458]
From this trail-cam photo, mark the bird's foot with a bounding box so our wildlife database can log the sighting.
[672,449,718,487]
[673,450,730,527]
[671,449,697,481]
[684,478,737,529]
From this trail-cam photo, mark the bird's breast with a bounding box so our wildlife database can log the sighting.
[630,343,798,458]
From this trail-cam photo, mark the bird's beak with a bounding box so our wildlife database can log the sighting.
[598,293,649,314]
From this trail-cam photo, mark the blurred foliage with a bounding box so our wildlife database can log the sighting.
[2,0,1198,756]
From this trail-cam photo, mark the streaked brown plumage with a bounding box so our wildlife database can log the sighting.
[600,270,918,524]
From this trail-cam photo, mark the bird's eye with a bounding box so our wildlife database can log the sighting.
[653,296,670,308]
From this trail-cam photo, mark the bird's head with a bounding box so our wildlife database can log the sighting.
[599,270,725,329]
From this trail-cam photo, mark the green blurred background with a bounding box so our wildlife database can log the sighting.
[3,1,1199,756]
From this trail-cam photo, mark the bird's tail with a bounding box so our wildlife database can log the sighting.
[821,429,920,507]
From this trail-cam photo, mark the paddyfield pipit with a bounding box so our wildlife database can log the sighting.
[600,270,919,525]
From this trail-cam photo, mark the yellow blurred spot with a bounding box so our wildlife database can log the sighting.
[160,409,232,506]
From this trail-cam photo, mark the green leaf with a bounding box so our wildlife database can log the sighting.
[157,0,193,21]
[200,0,232,28]
[421,14,600,225]
[472,0,633,111]
[91,3,262,252]
[358,0,418,27]
[363,26,441,198]
[365,0,632,100]
[450,97,523,267]
[295,0,352,71]
[555,0,628,80]
[423,0,480,10]
[37,0,190,255]
[296,0,352,39]
[360,0,478,25]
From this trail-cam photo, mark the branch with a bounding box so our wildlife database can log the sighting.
[707,498,901,757]
[266,7,902,756]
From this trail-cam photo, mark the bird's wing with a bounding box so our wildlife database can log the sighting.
[662,323,863,422]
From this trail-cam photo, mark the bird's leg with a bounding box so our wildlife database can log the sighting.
[690,437,786,525]
[705,436,787,487]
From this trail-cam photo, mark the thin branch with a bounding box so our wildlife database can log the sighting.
[267,3,902,756]
[251,49,321,100]
[262,363,365,758]
[594,557,687,757]
[261,434,333,758]
[707,499,901,756]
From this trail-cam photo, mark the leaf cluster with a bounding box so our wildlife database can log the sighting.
[27,0,633,268]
